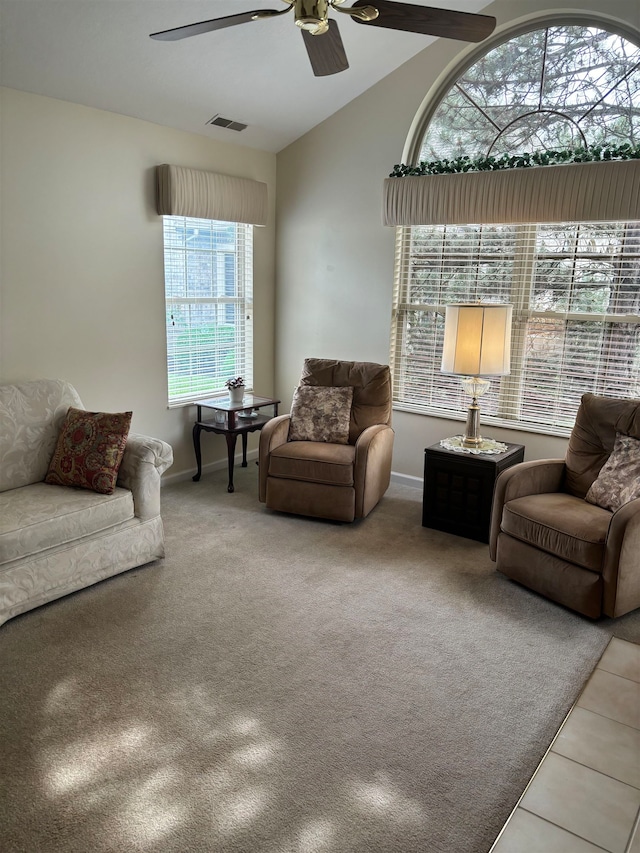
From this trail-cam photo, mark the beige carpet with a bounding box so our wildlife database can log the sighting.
[1,466,639,853]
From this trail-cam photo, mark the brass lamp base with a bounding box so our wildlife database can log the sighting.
[460,377,491,448]
[462,401,483,447]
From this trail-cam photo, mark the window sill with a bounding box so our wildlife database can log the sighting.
[391,402,572,439]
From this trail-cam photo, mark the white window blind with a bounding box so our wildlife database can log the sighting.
[163,215,253,406]
[390,220,640,436]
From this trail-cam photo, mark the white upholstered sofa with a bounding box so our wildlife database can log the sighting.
[0,379,173,627]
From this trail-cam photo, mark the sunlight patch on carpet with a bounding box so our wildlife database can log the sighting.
[215,785,271,834]
[351,774,426,826]
[44,723,152,794]
[230,741,280,767]
[296,817,337,851]
[44,676,82,713]
[115,769,187,845]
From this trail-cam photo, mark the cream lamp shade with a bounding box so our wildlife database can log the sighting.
[441,303,513,449]
[441,303,513,377]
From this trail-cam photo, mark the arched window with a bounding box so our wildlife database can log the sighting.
[390,21,640,435]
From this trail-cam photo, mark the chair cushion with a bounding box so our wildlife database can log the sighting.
[288,386,353,444]
[299,358,392,444]
[501,492,611,572]
[564,393,640,498]
[0,482,135,565]
[585,432,640,512]
[496,534,603,619]
[266,479,356,522]
[268,441,355,486]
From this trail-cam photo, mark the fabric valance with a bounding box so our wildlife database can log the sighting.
[382,159,640,226]
[156,164,268,226]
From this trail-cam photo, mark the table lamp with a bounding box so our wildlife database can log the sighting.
[441,303,513,449]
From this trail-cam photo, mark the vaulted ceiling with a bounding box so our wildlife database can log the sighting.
[1,0,492,152]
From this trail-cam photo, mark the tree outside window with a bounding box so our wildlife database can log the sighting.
[392,22,640,435]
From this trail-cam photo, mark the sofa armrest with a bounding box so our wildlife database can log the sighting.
[602,497,640,618]
[258,414,291,502]
[117,433,173,520]
[489,459,565,560]
[354,424,394,518]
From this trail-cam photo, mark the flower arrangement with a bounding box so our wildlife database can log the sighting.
[224,376,245,389]
[389,142,640,178]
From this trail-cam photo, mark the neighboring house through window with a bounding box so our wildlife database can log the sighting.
[162,216,253,406]
[390,21,640,435]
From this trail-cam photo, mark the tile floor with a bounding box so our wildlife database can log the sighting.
[490,638,640,853]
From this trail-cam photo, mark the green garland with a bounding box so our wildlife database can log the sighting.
[389,143,640,178]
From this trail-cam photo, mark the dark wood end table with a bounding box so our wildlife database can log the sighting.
[192,395,280,492]
[422,440,525,543]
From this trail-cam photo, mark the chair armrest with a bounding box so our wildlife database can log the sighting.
[489,459,565,560]
[602,497,640,617]
[259,414,291,502]
[117,433,173,520]
[354,424,394,518]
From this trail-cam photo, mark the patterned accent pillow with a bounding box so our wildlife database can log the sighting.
[288,386,354,444]
[45,407,132,494]
[585,432,640,512]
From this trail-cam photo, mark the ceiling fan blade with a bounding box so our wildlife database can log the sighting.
[150,9,284,42]
[301,20,349,76]
[351,0,496,42]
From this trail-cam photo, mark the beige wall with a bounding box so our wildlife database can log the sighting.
[3,0,638,485]
[0,88,277,478]
[275,0,640,479]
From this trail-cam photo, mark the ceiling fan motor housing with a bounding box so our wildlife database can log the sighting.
[295,0,330,34]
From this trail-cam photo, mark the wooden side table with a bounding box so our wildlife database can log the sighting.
[422,440,525,543]
[192,395,280,492]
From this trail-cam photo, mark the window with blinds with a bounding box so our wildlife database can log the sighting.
[391,21,640,435]
[391,220,640,435]
[163,215,253,405]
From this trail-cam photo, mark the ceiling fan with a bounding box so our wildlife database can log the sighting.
[150,0,496,77]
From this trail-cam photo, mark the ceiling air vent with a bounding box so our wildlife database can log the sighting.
[207,114,248,132]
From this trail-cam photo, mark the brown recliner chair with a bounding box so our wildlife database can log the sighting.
[490,394,640,619]
[259,358,394,522]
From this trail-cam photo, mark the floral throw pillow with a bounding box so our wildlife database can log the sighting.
[288,386,354,444]
[45,407,132,494]
[585,432,640,513]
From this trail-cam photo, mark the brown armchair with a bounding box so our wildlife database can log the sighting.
[490,394,640,619]
[259,358,394,522]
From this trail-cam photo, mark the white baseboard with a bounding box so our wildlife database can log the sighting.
[162,449,259,486]
[390,471,423,490]
[163,456,422,491]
